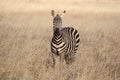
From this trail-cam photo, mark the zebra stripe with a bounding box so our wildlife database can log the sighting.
[51,27,80,63]
[50,10,80,65]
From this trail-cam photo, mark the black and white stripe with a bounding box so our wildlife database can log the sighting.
[50,10,80,65]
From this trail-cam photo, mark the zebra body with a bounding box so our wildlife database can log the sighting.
[50,10,80,65]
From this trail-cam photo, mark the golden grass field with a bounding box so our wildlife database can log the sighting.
[0,0,120,80]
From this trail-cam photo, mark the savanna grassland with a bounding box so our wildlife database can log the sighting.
[0,0,120,80]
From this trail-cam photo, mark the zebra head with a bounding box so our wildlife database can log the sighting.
[51,10,66,31]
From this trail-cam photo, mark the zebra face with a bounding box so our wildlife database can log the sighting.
[51,10,66,30]
[53,14,62,30]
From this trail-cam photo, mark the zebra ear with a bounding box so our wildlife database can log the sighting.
[51,10,55,17]
[60,10,66,17]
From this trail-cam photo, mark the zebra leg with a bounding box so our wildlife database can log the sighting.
[60,53,65,63]
[65,55,75,64]
[52,54,61,67]
[51,54,56,68]
[65,55,70,64]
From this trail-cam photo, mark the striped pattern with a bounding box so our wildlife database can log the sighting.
[51,10,80,64]
[61,27,80,55]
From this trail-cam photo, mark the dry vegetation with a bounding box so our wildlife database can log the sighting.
[0,0,120,80]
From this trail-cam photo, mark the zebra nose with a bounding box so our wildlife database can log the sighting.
[56,14,59,16]
[55,28,59,31]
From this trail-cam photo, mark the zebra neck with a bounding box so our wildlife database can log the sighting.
[53,29,63,45]
[53,28,63,38]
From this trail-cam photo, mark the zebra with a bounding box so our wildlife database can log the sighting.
[50,10,80,66]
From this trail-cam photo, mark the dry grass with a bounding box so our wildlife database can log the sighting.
[0,0,120,80]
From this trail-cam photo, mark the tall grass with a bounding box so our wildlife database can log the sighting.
[0,11,120,80]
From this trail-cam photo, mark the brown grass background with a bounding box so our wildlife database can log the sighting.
[0,0,120,80]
